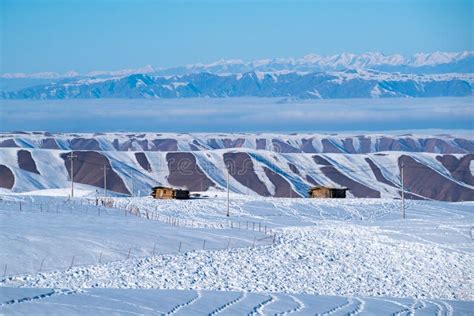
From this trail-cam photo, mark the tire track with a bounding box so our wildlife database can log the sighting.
[440,300,453,316]
[275,294,305,315]
[165,290,201,315]
[317,297,352,316]
[248,294,274,316]
[348,297,365,315]
[0,288,79,307]
[208,291,247,315]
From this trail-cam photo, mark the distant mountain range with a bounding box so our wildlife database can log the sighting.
[1,71,472,99]
[1,51,472,99]
[156,51,474,76]
[3,51,473,79]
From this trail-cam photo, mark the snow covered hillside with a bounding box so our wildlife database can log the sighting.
[2,131,473,153]
[0,192,473,314]
[1,144,473,201]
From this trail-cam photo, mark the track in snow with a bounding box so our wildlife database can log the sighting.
[0,288,469,315]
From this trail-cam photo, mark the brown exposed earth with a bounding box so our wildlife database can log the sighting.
[166,152,214,191]
[272,139,301,153]
[0,165,15,189]
[399,155,474,202]
[135,153,152,172]
[436,154,474,186]
[60,151,130,195]
[256,139,266,150]
[0,139,18,148]
[320,166,381,198]
[40,138,60,149]
[321,139,344,153]
[17,150,40,174]
[364,158,396,187]
[152,139,178,151]
[70,138,101,150]
[263,167,300,197]
[223,152,271,196]
[313,155,332,166]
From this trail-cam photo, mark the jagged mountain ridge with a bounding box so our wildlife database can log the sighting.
[2,70,472,99]
[1,132,473,154]
[156,51,474,76]
[2,51,472,79]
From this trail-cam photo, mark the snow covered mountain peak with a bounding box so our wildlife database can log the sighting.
[1,51,472,80]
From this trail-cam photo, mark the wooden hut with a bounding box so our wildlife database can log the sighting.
[308,186,348,198]
[151,186,190,200]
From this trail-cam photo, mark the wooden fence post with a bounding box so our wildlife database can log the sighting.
[3,264,7,277]
[39,259,45,272]
[202,240,206,250]
[127,248,132,259]
[69,256,75,268]
[99,252,103,264]
[178,241,182,253]
[152,243,156,256]
[226,238,231,249]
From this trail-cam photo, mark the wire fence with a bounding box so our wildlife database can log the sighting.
[1,235,276,279]
[0,198,276,279]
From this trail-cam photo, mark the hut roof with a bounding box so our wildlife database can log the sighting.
[309,186,348,190]
[152,186,175,190]
[152,186,189,191]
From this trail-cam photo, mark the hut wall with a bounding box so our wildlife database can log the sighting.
[309,187,347,198]
[152,188,174,199]
[174,190,190,199]
[310,188,331,198]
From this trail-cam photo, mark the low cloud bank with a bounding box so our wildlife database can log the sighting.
[1,97,472,132]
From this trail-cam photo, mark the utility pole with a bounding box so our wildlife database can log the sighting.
[101,165,109,197]
[226,167,230,217]
[69,151,77,198]
[401,162,405,219]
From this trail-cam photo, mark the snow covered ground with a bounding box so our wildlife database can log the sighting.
[2,287,472,315]
[0,190,473,314]
[0,193,269,276]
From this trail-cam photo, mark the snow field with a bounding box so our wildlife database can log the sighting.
[0,196,269,276]
[0,190,473,314]
[2,287,472,315]
[4,222,472,301]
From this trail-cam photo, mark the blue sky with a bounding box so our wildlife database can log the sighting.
[1,0,473,73]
